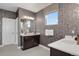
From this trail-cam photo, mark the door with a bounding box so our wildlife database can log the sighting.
[2,18,17,46]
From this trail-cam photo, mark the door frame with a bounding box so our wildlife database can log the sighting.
[2,17,18,46]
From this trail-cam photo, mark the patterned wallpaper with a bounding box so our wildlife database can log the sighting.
[59,3,79,35]
[36,4,64,47]
[0,3,79,47]
[36,3,79,47]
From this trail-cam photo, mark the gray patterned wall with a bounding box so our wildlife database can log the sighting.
[1,3,79,47]
[59,3,79,35]
[35,4,65,47]
[18,8,36,33]
[0,9,16,45]
[36,3,79,47]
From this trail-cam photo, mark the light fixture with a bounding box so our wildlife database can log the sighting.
[23,16,28,19]
[22,16,34,20]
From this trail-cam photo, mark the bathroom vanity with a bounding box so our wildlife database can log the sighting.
[19,15,39,50]
[20,33,40,50]
[48,35,79,56]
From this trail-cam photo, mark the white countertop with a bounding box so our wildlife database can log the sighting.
[20,33,40,36]
[48,36,79,56]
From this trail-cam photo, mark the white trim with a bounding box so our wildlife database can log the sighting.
[0,45,4,47]
[0,44,18,48]
[39,44,50,50]
[16,46,22,50]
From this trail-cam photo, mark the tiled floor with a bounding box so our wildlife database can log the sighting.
[0,44,50,56]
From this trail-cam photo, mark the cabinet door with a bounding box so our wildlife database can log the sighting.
[23,37,34,50]
[21,35,40,50]
[33,35,40,46]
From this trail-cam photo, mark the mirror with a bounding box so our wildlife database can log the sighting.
[20,18,35,34]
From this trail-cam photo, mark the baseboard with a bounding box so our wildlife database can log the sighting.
[0,45,4,47]
[0,44,50,51]
[39,44,50,50]
[17,46,22,50]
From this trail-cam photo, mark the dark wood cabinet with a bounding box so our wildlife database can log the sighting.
[20,35,40,50]
[50,47,73,56]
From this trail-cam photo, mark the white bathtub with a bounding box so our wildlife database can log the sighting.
[48,35,79,56]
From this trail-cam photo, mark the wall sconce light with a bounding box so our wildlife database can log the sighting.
[72,30,75,37]
[72,30,75,34]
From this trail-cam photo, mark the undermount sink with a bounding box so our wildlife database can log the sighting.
[20,33,40,36]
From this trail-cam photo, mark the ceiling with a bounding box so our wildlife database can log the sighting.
[0,3,52,13]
